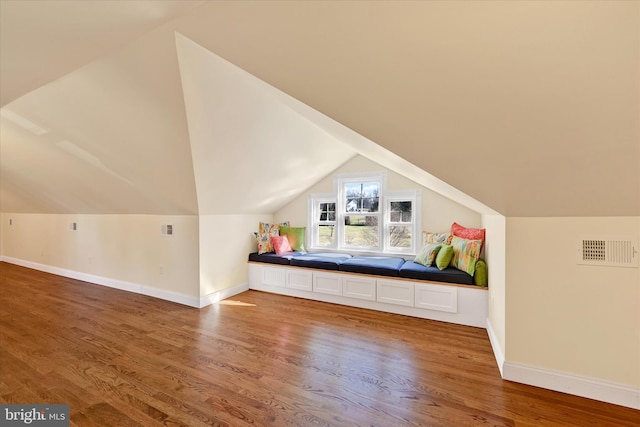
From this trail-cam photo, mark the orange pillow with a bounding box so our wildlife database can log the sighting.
[270,235,293,254]
[451,222,486,253]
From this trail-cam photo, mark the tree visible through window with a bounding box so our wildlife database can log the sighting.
[318,202,336,246]
[388,201,412,248]
[343,181,380,248]
[309,172,420,254]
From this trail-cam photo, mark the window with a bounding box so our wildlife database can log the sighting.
[309,172,420,255]
[383,192,420,255]
[340,179,381,250]
[309,196,337,248]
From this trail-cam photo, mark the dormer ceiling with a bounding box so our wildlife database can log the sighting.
[1,1,638,217]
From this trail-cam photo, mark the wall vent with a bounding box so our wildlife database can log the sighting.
[578,236,638,268]
[161,224,173,237]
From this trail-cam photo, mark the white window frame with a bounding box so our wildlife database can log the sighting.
[335,171,386,253]
[308,194,337,250]
[308,171,421,256]
[383,190,421,255]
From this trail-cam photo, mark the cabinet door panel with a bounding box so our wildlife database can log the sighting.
[262,267,287,287]
[415,283,458,313]
[287,270,313,291]
[313,273,342,295]
[343,277,376,301]
[377,280,414,306]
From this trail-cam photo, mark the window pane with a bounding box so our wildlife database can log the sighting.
[318,225,335,245]
[389,226,411,248]
[344,182,379,213]
[390,201,412,223]
[344,215,378,247]
[318,202,336,222]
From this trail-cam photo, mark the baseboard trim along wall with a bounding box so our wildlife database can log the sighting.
[1,256,247,309]
[199,282,250,308]
[485,318,505,377]
[503,361,640,410]
[486,317,638,410]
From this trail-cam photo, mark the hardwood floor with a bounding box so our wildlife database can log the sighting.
[1,262,638,426]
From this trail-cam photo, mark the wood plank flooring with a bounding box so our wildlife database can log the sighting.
[1,262,638,426]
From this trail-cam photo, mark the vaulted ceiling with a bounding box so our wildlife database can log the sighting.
[1,0,638,217]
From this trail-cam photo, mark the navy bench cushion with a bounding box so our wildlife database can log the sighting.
[290,253,352,271]
[339,256,405,277]
[248,251,304,265]
[250,253,477,286]
[399,261,474,285]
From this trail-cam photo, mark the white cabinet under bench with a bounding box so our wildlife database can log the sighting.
[248,262,487,328]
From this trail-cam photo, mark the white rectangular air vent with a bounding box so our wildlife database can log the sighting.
[161,224,173,237]
[578,236,638,268]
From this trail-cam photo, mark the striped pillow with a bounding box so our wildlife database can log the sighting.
[449,235,482,276]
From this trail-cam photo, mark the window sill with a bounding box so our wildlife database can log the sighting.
[307,246,416,259]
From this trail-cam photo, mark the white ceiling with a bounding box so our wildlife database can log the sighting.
[1,17,199,214]
[1,1,638,217]
[175,34,358,215]
[0,0,206,106]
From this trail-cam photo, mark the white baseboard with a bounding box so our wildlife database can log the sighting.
[486,317,505,376]
[1,256,244,309]
[503,361,640,410]
[199,282,250,308]
[486,317,639,410]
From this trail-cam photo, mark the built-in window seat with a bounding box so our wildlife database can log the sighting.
[247,252,488,328]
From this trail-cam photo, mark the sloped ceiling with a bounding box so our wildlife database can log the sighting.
[0,0,206,106]
[1,1,638,217]
[0,22,199,214]
[175,34,357,215]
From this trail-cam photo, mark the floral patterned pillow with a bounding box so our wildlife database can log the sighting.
[255,221,290,254]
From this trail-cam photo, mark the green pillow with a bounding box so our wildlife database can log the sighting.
[279,226,306,252]
[474,259,488,286]
[414,243,442,267]
[435,245,454,270]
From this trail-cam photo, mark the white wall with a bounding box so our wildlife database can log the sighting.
[0,213,200,301]
[199,214,271,297]
[275,155,483,237]
[482,214,507,371]
[505,217,640,391]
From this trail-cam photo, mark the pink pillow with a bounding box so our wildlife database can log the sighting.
[270,235,293,254]
[451,222,486,252]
